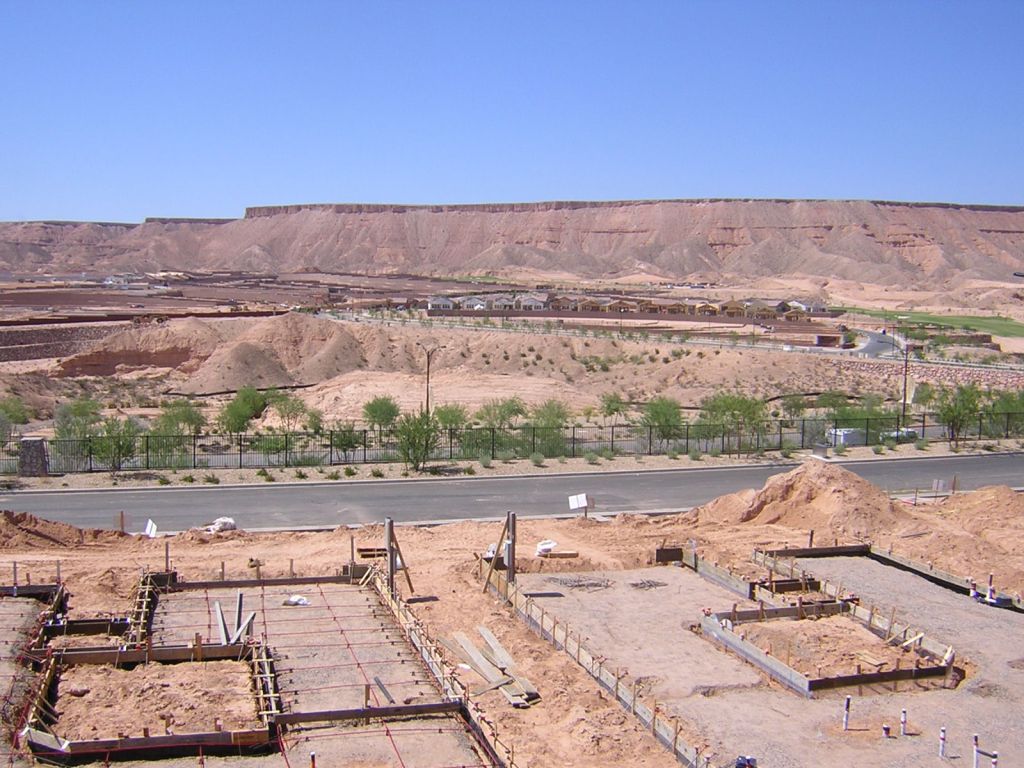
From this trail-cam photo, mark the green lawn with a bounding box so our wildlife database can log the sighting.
[836,307,1024,337]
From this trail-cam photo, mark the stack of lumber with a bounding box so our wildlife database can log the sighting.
[442,626,540,708]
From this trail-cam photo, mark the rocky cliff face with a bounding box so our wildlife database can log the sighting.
[2,199,1023,286]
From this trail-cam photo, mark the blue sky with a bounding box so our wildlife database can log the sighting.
[2,2,1022,221]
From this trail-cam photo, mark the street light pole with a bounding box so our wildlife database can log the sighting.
[901,343,910,429]
[418,344,444,413]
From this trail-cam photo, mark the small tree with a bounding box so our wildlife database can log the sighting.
[153,399,206,436]
[434,403,469,430]
[0,396,30,424]
[641,396,683,448]
[92,416,145,474]
[328,420,361,462]
[272,393,308,433]
[217,387,268,436]
[0,412,11,445]
[395,408,440,471]
[780,394,807,422]
[362,396,400,435]
[531,399,571,428]
[55,398,103,440]
[599,391,628,425]
[937,384,982,447]
[304,407,324,434]
[474,397,527,429]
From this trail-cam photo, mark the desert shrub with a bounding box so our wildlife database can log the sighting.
[914,439,928,451]
[883,439,897,451]
[181,474,195,483]
[872,444,885,455]
[688,448,702,461]
[202,474,220,484]
[497,450,515,463]
[464,465,476,475]
[326,469,341,480]
[529,452,545,467]
[666,449,679,460]
[584,451,599,465]
[294,469,308,479]
[599,447,615,461]
[344,466,357,477]
[833,444,847,456]
[371,467,385,478]
[156,475,171,485]
[479,454,493,469]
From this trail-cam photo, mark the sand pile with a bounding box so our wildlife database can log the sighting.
[940,485,1024,536]
[0,511,127,549]
[695,461,911,539]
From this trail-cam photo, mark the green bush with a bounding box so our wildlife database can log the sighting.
[666,449,679,460]
[529,452,545,467]
[464,465,476,475]
[688,448,702,461]
[834,444,847,456]
[883,439,897,452]
[914,439,928,451]
[371,467,385,478]
[872,444,885,455]
[294,469,308,479]
[709,447,721,458]
[497,450,515,463]
[599,447,615,461]
[584,451,599,465]
[156,475,171,486]
[181,474,195,483]
[202,474,220,484]
[344,466,357,477]
[262,471,276,482]
[326,470,341,480]
[479,454,493,469]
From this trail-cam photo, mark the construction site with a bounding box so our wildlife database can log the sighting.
[0,460,1022,767]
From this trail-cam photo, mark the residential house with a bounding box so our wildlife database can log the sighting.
[490,294,516,311]
[695,302,719,316]
[576,297,603,312]
[549,295,578,312]
[650,298,686,314]
[427,296,454,311]
[515,293,548,311]
[458,296,488,311]
[718,300,746,318]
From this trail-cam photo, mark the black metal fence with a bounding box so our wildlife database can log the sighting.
[18,409,1024,474]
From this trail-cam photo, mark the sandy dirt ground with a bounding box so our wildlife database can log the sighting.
[0,460,1022,766]
[56,661,258,740]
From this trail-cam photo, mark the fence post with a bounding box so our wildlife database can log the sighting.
[978,412,983,442]
[284,433,290,467]
[1005,411,1010,439]
[88,438,93,473]
[192,434,197,469]
[449,428,453,460]
[532,427,536,455]
[648,425,653,455]
[144,435,149,470]
[800,418,806,449]
[777,421,782,451]
[572,426,576,458]
[611,425,615,454]
[328,430,334,465]
[363,430,367,464]
[238,434,243,469]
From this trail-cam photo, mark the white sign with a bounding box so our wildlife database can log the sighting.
[568,493,589,511]
[144,519,158,538]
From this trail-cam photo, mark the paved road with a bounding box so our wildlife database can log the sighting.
[0,454,1020,533]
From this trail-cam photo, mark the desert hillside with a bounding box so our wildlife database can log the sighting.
[2,199,1023,286]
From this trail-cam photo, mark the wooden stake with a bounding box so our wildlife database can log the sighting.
[389,526,414,594]
[481,515,510,593]
[164,541,170,572]
[119,511,125,533]
[886,607,897,641]
[289,559,295,578]
[220,561,225,581]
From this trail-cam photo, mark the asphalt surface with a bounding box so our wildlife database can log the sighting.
[0,453,1020,533]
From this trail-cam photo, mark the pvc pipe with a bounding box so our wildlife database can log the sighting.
[310,752,315,768]
[882,724,891,738]
[988,574,995,601]
[939,727,946,758]
[991,752,997,767]
[974,734,980,768]
[900,708,907,736]
[842,695,851,731]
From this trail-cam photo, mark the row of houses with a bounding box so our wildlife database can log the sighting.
[425,292,829,320]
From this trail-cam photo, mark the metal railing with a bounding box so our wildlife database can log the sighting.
[18,409,1024,475]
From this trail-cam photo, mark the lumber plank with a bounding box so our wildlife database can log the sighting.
[275,701,460,726]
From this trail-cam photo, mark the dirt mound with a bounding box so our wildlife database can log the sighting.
[177,313,365,394]
[0,511,127,549]
[941,485,1024,535]
[695,460,910,539]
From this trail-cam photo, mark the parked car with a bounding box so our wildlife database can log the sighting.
[880,428,918,443]
[825,428,866,447]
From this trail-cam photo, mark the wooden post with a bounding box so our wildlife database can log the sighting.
[349,535,356,584]
[289,559,295,578]
[164,541,170,572]
[886,607,897,641]
[56,560,61,584]
[507,512,517,584]
[808,529,815,548]
[385,517,396,596]
[119,511,125,533]
[220,561,225,581]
